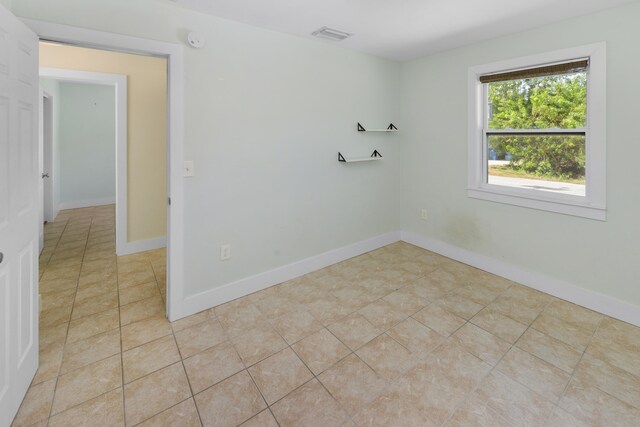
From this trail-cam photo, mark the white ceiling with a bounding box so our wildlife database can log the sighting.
[171,0,638,61]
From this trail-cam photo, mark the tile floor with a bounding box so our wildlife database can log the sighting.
[11,205,640,426]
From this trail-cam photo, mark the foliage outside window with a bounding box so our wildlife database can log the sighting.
[467,43,606,220]
[485,70,587,196]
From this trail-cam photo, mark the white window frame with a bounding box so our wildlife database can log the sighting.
[467,43,606,221]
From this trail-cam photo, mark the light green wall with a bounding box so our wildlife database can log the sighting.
[14,0,402,296]
[39,77,61,214]
[0,0,11,10]
[58,82,115,206]
[400,3,640,306]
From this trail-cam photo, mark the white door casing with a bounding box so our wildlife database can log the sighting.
[0,4,40,427]
[41,93,53,223]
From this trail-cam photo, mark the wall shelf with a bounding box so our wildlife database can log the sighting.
[357,122,398,132]
[338,150,382,163]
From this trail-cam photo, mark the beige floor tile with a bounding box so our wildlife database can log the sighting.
[292,328,350,375]
[586,317,640,378]
[118,267,156,289]
[171,310,211,333]
[39,304,73,327]
[412,304,466,337]
[357,300,408,331]
[446,395,512,427]
[39,278,78,295]
[573,354,640,409]
[531,312,594,351]
[382,287,428,316]
[137,398,201,427]
[124,362,192,425]
[497,347,570,402]
[39,322,68,352]
[239,409,278,427]
[436,293,484,320]
[48,388,124,427]
[75,281,119,304]
[33,344,64,385]
[516,327,582,373]
[402,341,491,401]
[66,308,119,344]
[11,379,56,427]
[318,353,387,415]
[232,323,288,367]
[544,407,589,427]
[119,281,161,307]
[121,316,173,351]
[249,347,313,405]
[120,295,165,326]
[452,322,511,366]
[454,281,508,306]
[40,288,75,312]
[216,302,266,337]
[327,313,381,350]
[194,370,266,427]
[560,379,640,427]
[471,307,528,344]
[123,335,181,383]
[387,317,444,357]
[175,319,227,359]
[473,371,555,427]
[356,334,418,382]
[71,291,118,320]
[60,328,121,374]
[489,285,552,325]
[183,341,245,393]
[271,378,348,427]
[353,380,432,427]
[51,355,122,415]
[304,295,352,325]
[269,309,323,344]
[331,285,376,312]
[543,300,603,330]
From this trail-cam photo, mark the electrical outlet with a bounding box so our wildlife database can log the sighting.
[220,244,231,260]
[421,209,428,221]
[184,160,194,177]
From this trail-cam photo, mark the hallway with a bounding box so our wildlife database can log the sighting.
[15,205,169,426]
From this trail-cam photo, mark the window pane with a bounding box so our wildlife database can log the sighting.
[487,134,585,197]
[487,72,587,129]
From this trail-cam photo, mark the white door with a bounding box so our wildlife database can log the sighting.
[0,4,40,427]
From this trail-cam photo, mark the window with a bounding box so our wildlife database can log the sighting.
[468,43,606,220]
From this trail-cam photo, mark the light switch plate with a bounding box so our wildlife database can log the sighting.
[184,160,194,177]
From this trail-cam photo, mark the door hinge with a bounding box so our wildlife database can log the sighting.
[168,197,171,206]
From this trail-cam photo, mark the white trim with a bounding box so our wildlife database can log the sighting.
[401,231,640,328]
[58,197,116,210]
[39,67,128,250]
[117,236,166,256]
[24,19,185,321]
[176,232,401,320]
[467,42,607,221]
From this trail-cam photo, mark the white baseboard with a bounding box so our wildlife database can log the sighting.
[58,196,115,210]
[401,231,640,327]
[177,232,401,320]
[117,236,166,256]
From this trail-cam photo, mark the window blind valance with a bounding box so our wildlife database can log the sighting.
[479,60,589,83]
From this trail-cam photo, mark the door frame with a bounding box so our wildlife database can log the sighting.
[39,68,128,254]
[24,19,185,321]
[40,91,54,223]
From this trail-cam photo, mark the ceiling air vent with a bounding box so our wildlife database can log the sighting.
[311,27,352,41]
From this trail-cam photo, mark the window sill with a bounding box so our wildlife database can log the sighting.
[468,187,606,221]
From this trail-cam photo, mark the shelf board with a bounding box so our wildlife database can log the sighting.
[357,122,398,132]
[338,150,382,163]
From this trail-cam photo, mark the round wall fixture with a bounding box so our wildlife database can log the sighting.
[187,32,205,49]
